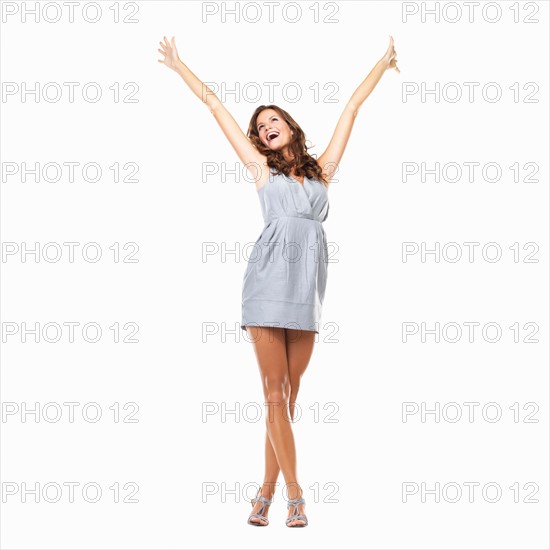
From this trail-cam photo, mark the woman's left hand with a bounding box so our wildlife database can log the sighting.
[382,36,400,73]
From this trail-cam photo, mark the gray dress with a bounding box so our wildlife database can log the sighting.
[241,167,330,333]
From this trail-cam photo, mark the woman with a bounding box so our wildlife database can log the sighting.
[157,35,399,527]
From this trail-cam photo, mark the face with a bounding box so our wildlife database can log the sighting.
[256,109,293,151]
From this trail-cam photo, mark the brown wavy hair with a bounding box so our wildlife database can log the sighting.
[247,104,328,187]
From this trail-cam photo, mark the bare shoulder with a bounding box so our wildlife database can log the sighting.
[314,158,336,190]
[246,154,270,191]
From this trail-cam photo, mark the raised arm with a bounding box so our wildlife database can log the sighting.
[317,36,400,183]
[157,36,266,182]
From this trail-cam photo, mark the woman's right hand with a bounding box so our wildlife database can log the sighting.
[157,35,181,72]
[381,35,400,73]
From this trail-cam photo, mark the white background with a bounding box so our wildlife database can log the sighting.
[1,0,548,549]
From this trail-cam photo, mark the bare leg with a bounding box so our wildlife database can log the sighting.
[283,327,316,525]
[246,326,288,524]
[245,326,315,526]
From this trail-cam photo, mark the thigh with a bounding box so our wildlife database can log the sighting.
[246,326,289,396]
[284,328,316,384]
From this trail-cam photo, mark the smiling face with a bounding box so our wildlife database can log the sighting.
[256,108,294,152]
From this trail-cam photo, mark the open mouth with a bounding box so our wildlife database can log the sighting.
[266,131,280,142]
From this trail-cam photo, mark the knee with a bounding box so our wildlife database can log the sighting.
[264,379,290,404]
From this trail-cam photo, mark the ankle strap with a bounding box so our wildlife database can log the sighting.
[254,495,273,505]
[287,497,305,507]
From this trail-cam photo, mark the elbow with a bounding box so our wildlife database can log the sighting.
[208,95,222,114]
[346,102,359,118]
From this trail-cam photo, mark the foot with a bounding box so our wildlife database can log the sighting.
[286,497,307,527]
[248,488,274,526]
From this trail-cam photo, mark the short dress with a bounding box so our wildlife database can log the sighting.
[241,167,330,333]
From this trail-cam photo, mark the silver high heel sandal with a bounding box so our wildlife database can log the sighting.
[286,497,308,527]
[247,488,273,526]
